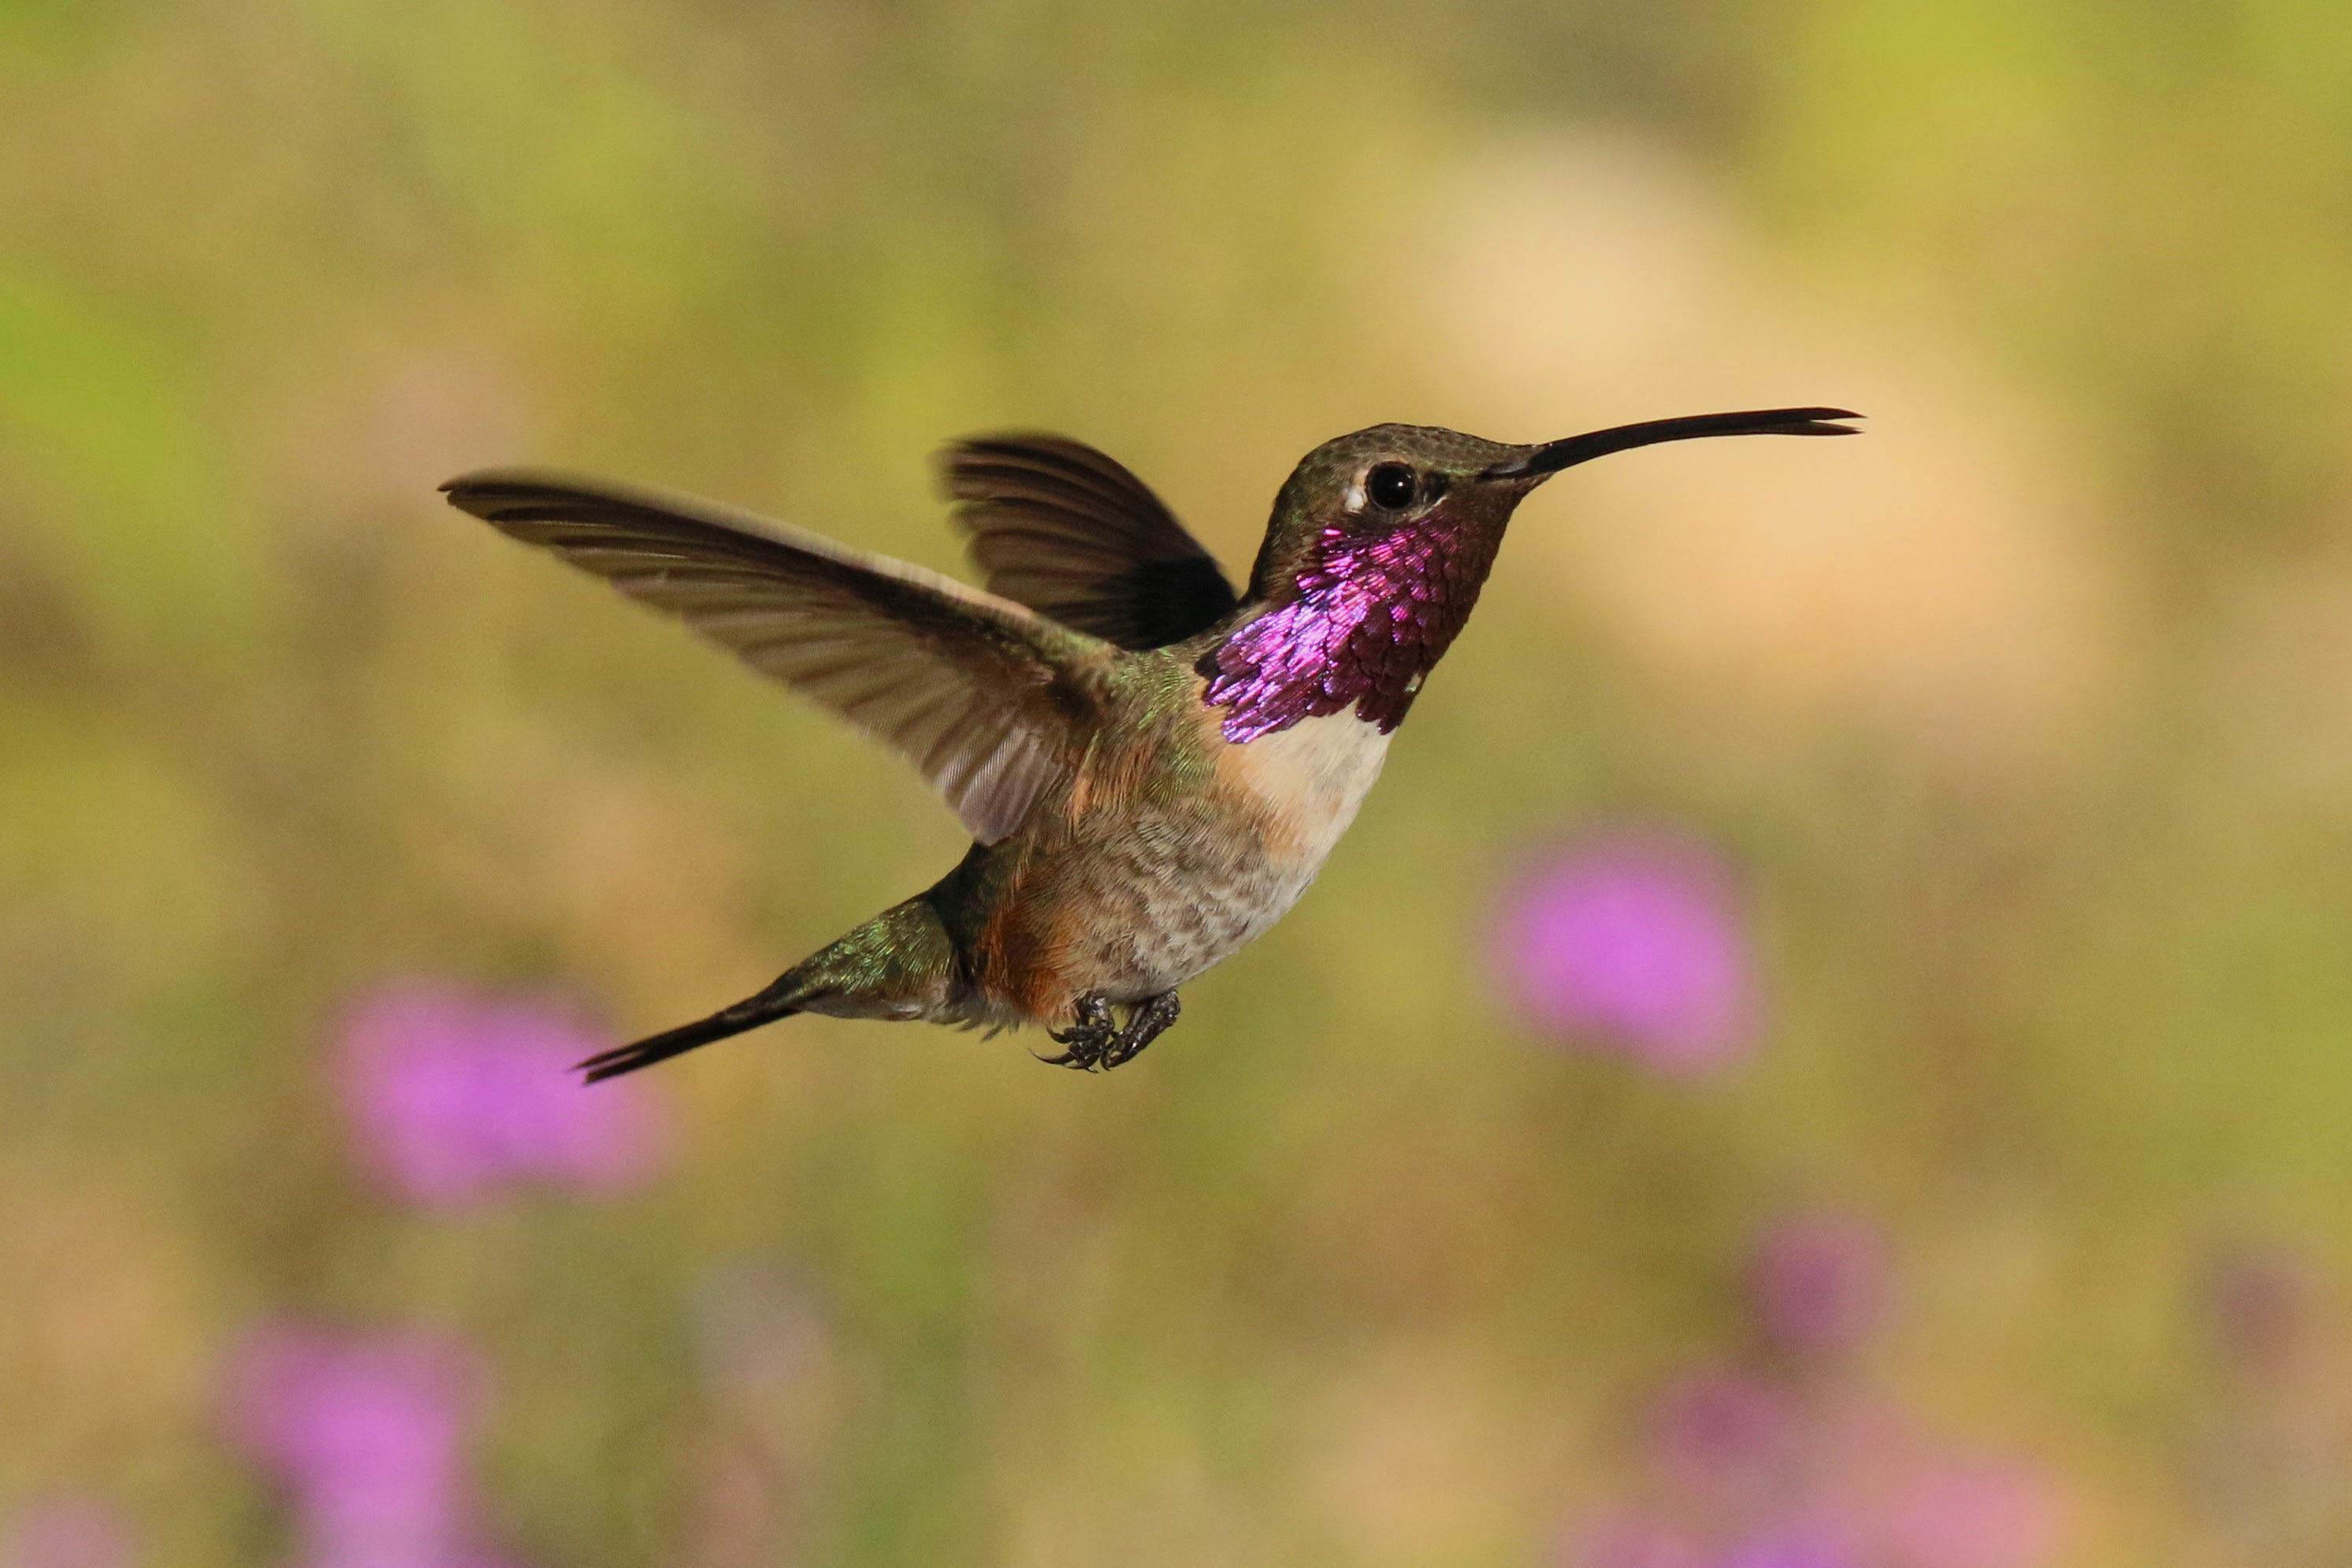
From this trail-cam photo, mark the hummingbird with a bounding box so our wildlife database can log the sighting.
[442,406,1857,1079]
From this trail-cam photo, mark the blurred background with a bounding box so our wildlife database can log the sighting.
[6,0,2352,1562]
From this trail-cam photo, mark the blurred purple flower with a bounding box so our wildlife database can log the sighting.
[1563,1511,1707,1568]
[225,1324,522,1568]
[1650,1367,1802,1509]
[1492,830,1759,1074]
[4,1497,133,1568]
[2197,1239,2315,1384]
[1882,1455,2060,1568]
[228,1326,476,1551]
[1748,1214,1887,1362]
[1718,1531,1860,1568]
[336,983,665,1208]
[1562,1209,2070,1568]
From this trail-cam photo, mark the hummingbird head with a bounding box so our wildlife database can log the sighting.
[1243,407,1859,599]
[1206,407,1857,743]
[1241,423,1533,602]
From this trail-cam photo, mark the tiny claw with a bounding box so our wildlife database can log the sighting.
[1033,1036,1097,1071]
[1037,992,1116,1070]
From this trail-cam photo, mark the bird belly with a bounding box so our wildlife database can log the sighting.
[1054,708,1392,1005]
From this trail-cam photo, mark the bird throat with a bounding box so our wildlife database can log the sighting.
[1202,517,1503,744]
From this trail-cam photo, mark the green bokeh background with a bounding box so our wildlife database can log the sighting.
[7,0,2352,1562]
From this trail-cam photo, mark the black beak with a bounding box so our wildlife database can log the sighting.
[1480,407,1863,481]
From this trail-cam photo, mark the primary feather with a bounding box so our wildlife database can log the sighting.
[441,468,1117,844]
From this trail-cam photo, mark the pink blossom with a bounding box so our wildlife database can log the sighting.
[1492,830,1759,1074]
[1563,1511,1707,1568]
[1882,1455,2061,1568]
[1748,1215,1887,1362]
[1718,1531,1862,1568]
[1649,1368,1804,1511]
[4,1498,133,1568]
[2196,1239,2316,1384]
[335,983,665,1208]
[225,1324,526,1568]
[1564,1214,2068,1568]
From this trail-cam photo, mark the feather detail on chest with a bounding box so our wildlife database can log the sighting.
[1201,516,1503,744]
[1213,703,1392,871]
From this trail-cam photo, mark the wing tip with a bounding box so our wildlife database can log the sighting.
[934,432,1095,509]
[439,465,530,495]
[438,467,554,518]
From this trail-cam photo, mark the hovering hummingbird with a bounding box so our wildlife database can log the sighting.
[443,406,1857,1079]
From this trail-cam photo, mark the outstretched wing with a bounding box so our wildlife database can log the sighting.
[443,468,1113,844]
[939,435,1239,650]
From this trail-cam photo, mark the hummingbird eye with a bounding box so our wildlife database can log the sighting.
[1365,463,1418,511]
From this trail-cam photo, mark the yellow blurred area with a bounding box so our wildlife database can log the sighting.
[6,1,2352,1563]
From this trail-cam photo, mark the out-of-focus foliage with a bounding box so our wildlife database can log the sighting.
[6,0,2352,1562]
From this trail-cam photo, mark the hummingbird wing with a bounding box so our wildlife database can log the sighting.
[442,469,1112,845]
[938,435,1239,650]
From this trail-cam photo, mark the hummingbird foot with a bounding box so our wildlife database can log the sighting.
[1039,993,1117,1069]
[1101,990,1179,1068]
[1038,990,1180,1071]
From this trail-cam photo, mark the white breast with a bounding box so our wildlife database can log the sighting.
[1229,708,1392,875]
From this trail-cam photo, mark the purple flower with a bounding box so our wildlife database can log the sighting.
[225,1325,522,1568]
[1882,1455,2060,1568]
[227,1326,477,1555]
[2197,1239,2314,1383]
[1492,830,1759,1073]
[1748,1215,1886,1362]
[4,1498,133,1568]
[1650,1368,1803,1509]
[336,983,665,1208]
[1718,1531,1861,1568]
[1562,1512,1706,1568]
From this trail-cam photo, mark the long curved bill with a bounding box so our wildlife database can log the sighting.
[1480,407,1863,481]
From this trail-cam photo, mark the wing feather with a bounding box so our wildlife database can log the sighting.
[442,467,1111,844]
[939,435,1239,649]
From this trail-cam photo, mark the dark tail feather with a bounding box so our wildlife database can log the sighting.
[578,978,803,1083]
